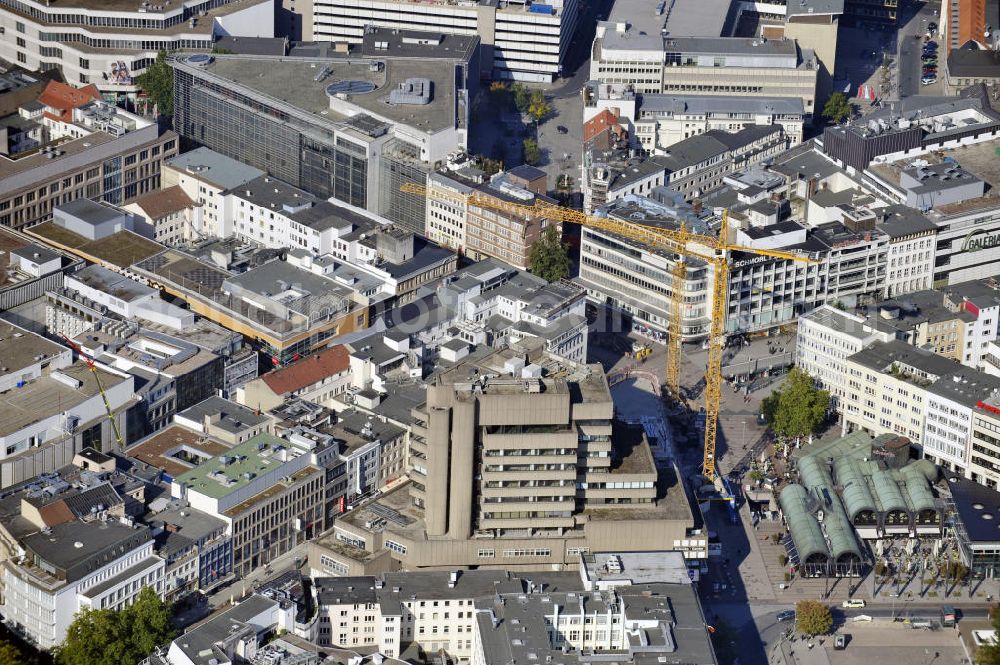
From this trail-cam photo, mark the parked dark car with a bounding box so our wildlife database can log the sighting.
[556,125,568,134]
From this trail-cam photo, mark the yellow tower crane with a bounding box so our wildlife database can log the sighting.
[405,182,817,482]
[62,334,125,450]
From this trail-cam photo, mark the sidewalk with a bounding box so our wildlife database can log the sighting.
[740,502,778,601]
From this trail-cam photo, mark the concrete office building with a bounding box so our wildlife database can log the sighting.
[577,195,714,341]
[859,135,1000,288]
[132,252,371,366]
[582,125,791,209]
[0,0,274,97]
[151,506,232,600]
[71,324,225,435]
[171,31,479,232]
[388,259,589,364]
[838,340,1000,458]
[583,83,807,152]
[0,323,134,488]
[798,282,1000,386]
[0,225,81,312]
[225,175,459,299]
[968,398,1000,490]
[473,579,716,665]
[309,566,716,664]
[173,396,273,446]
[825,87,1000,173]
[313,349,706,573]
[171,432,327,576]
[300,0,576,82]
[591,24,819,122]
[0,79,178,230]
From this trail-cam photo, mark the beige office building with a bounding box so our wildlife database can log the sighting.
[591,24,819,121]
[310,349,706,573]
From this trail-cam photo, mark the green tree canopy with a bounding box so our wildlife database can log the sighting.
[527,90,553,123]
[795,600,833,636]
[512,83,531,113]
[529,225,571,282]
[709,620,739,665]
[522,138,542,166]
[55,587,175,665]
[979,606,1000,665]
[0,640,26,665]
[136,50,174,118]
[822,92,852,124]
[761,368,830,439]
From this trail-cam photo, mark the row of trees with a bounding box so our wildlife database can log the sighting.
[490,82,554,123]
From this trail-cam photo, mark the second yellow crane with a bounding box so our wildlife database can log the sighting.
[404,182,815,482]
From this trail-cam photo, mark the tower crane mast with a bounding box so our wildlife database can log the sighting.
[61,334,125,450]
[404,182,815,482]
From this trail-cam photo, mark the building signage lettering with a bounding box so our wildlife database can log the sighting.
[962,229,1000,253]
[731,254,778,269]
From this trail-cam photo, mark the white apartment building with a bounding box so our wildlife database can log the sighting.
[1,521,164,649]
[315,571,489,659]
[840,341,946,446]
[425,170,471,252]
[229,175,387,259]
[305,0,577,81]
[124,186,201,247]
[840,340,1000,473]
[0,0,274,97]
[877,206,939,298]
[583,83,806,152]
[796,305,892,407]
[161,148,265,240]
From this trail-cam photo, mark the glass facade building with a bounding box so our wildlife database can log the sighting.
[173,68,377,212]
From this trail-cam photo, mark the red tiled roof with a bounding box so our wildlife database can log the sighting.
[131,185,196,220]
[583,109,621,143]
[262,345,350,395]
[38,81,101,123]
[34,500,75,528]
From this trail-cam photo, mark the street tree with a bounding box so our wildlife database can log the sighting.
[822,92,853,124]
[709,620,739,665]
[980,608,1000,665]
[795,600,833,636]
[136,50,174,118]
[512,83,531,112]
[55,587,175,665]
[527,90,553,123]
[529,225,571,282]
[761,368,830,440]
[522,138,542,166]
[0,641,25,665]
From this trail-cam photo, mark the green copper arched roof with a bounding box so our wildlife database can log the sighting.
[779,483,830,564]
[833,456,877,522]
[869,465,907,514]
[900,462,937,514]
